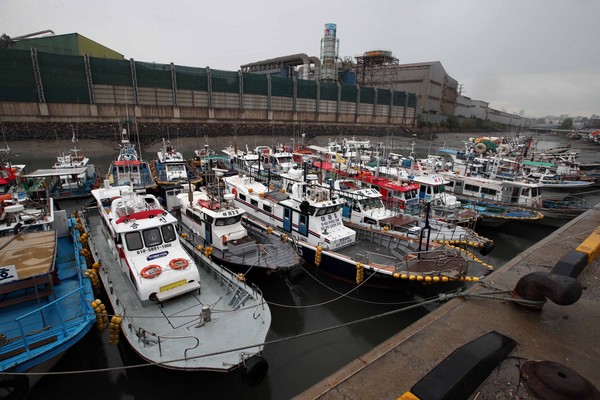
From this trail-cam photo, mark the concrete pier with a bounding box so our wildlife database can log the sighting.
[296,204,600,399]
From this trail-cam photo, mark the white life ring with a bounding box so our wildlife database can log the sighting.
[498,144,511,156]
[474,143,487,154]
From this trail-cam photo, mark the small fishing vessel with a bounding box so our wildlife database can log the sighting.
[0,211,95,395]
[175,184,301,278]
[0,183,55,236]
[83,183,271,381]
[105,129,156,191]
[326,177,493,253]
[222,144,260,171]
[223,168,491,289]
[151,138,202,189]
[254,145,297,173]
[23,165,100,201]
[46,138,100,199]
[438,171,545,226]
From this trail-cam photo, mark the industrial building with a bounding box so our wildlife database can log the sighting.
[240,24,524,128]
[1,31,124,60]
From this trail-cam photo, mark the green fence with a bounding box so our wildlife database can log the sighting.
[0,49,37,102]
[0,48,417,118]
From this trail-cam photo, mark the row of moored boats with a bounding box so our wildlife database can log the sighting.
[1,130,598,394]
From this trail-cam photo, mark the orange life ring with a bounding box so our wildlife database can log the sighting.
[232,187,238,196]
[141,265,162,279]
[169,258,189,270]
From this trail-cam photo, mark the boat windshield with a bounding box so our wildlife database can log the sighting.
[124,224,177,251]
[215,215,243,226]
[314,205,342,216]
[359,198,383,210]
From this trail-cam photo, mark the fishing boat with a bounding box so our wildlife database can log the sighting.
[175,184,302,278]
[83,182,271,381]
[105,129,156,191]
[46,138,101,200]
[222,144,260,172]
[438,171,545,226]
[0,211,95,395]
[325,177,493,253]
[0,182,54,236]
[222,168,491,289]
[151,138,202,190]
[530,173,596,200]
[311,159,421,210]
[254,145,297,173]
[22,164,100,201]
[190,143,228,173]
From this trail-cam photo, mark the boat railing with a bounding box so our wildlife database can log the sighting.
[354,251,402,269]
[181,234,265,303]
[7,286,92,357]
[135,327,200,360]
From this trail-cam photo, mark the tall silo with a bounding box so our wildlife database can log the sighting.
[320,23,339,82]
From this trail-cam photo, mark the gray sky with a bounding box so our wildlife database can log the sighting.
[2,0,599,118]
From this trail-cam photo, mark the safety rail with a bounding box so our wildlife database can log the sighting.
[3,286,91,358]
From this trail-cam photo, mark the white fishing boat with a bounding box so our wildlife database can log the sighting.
[326,177,494,253]
[222,144,260,171]
[175,185,301,278]
[83,183,271,382]
[151,138,202,188]
[254,145,297,173]
[0,184,54,236]
[222,168,491,288]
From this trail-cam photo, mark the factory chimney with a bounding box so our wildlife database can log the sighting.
[319,23,339,82]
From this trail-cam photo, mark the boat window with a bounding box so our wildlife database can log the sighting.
[125,231,143,251]
[465,184,480,192]
[406,189,418,199]
[143,227,162,247]
[251,199,258,206]
[204,214,214,224]
[446,180,454,188]
[521,188,530,196]
[481,187,497,196]
[308,206,316,216]
[215,215,242,226]
[161,224,177,243]
[239,193,246,201]
[263,204,272,213]
[532,187,540,197]
[326,206,337,214]
[316,208,327,216]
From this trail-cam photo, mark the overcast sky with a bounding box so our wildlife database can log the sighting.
[2,0,599,118]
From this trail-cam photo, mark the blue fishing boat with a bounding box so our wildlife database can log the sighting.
[106,129,156,191]
[0,211,96,395]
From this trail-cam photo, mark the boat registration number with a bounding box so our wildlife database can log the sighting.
[160,279,186,292]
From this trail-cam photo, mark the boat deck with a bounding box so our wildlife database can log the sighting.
[336,223,489,279]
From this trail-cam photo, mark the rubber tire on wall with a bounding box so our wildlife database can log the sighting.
[241,355,269,387]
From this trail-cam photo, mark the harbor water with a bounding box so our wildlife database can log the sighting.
[8,131,598,399]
